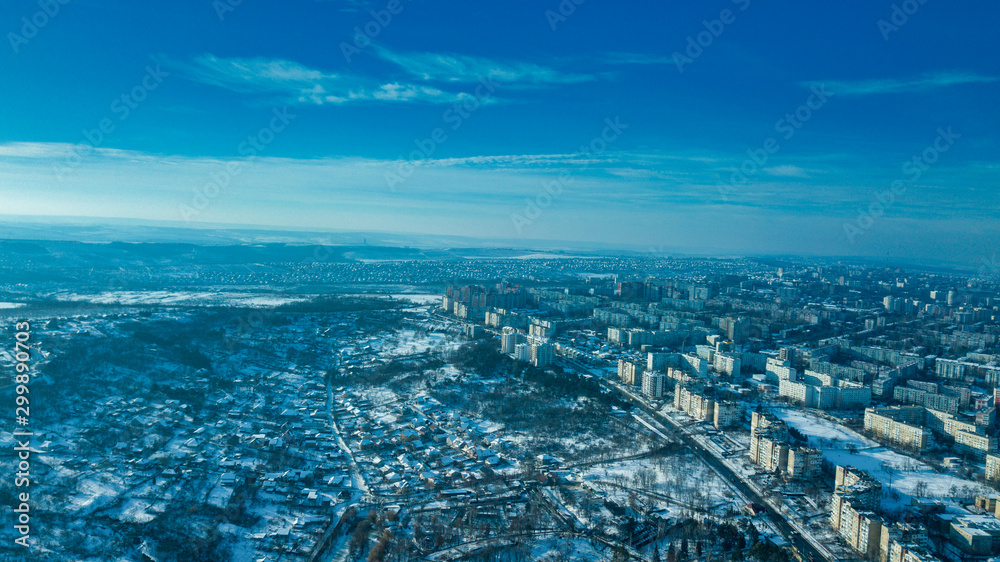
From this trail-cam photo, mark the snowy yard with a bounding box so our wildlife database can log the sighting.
[772,407,991,510]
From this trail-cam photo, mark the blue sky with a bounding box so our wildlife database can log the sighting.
[1,0,998,263]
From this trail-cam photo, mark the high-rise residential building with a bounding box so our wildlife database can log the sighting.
[501,328,526,354]
[832,466,883,555]
[641,370,666,399]
[985,454,1000,482]
[864,407,932,451]
[779,346,796,363]
[714,352,741,377]
[835,466,882,506]
[725,317,749,343]
[674,384,715,422]
[514,343,531,363]
[647,351,672,372]
[786,447,822,479]
[713,401,741,429]
[766,357,797,382]
[530,343,554,367]
[749,411,789,472]
[779,378,869,410]
[953,431,997,462]
[894,385,960,414]
[617,359,642,386]
[935,358,967,380]
[681,353,708,377]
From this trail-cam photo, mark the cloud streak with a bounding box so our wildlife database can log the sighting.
[764,165,810,178]
[1,141,997,261]
[805,71,998,96]
[371,45,595,87]
[159,48,597,106]
[159,54,476,105]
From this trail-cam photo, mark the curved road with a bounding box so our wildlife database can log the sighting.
[565,359,832,562]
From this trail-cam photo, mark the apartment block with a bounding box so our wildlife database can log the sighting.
[513,343,531,362]
[713,401,742,429]
[530,343,554,367]
[954,431,997,462]
[924,409,997,460]
[749,411,789,473]
[864,407,932,451]
[766,357,797,382]
[713,352,742,377]
[831,466,882,548]
[617,359,642,386]
[786,447,822,479]
[881,523,935,562]
[872,375,897,398]
[779,378,870,410]
[674,384,714,422]
[500,328,525,354]
[986,454,1000,482]
[893,385,959,414]
[977,407,996,430]
[641,370,666,399]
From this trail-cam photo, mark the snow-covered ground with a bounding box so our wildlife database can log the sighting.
[582,455,741,517]
[772,407,991,510]
[66,478,124,515]
[387,293,441,305]
[368,328,461,357]
[54,290,310,307]
[774,408,876,449]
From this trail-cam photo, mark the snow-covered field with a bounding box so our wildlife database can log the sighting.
[369,328,461,357]
[775,409,877,449]
[582,454,741,517]
[66,478,123,515]
[388,293,441,305]
[773,407,991,510]
[54,290,310,307]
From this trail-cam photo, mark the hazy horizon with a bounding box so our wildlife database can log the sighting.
[2,2,998,267]
[0,214,991,276]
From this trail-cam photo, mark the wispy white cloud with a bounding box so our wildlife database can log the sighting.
[158,53,474,105]
[160,46,602,106]
[371,45,595,86]
[804,71,998,96]
[0,142,165,162]
[763,165,810,178]
[0,142,79,158]
[409,153,608,168]
[2,142,996,252]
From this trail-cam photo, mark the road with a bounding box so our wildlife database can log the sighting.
[656,411,830,562]
[559,358,834,562]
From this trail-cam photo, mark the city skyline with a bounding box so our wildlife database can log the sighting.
[1,1,998,265]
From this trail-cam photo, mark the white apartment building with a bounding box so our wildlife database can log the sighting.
[641,370,667,399]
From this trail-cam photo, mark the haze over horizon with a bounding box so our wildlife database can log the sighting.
[2,1,998,266]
